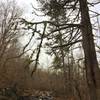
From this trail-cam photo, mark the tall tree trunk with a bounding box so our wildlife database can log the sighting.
[79,0,100,100]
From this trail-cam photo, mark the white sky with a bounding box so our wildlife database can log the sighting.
[17,0,53,68]
[17,0,36,18]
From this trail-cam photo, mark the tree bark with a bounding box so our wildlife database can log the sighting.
[79,0,100,100]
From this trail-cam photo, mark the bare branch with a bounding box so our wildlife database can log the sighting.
[31,22,47,76]
[52,39,82,48]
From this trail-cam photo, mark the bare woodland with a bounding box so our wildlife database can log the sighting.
[0,0,100,100]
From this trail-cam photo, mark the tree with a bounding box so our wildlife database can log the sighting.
[0,0,25,88]
[79,0,100,100]
[23,0,100,99]
[0,0,22,66]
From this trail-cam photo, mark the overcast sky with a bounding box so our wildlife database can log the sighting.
[17,0,36,18]
[15,0,52,68]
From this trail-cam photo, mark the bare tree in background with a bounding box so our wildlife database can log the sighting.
[0,0,23,65]
[0,0,24,87]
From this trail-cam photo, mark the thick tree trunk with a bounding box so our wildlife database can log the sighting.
[79,0,100,100]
